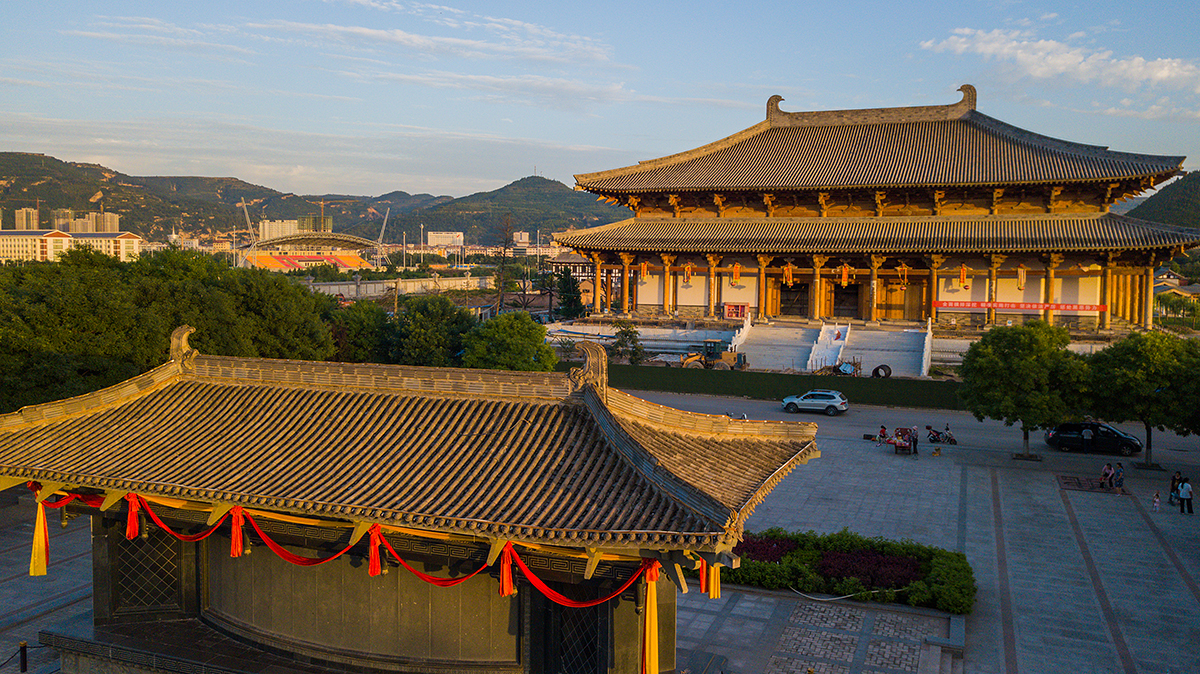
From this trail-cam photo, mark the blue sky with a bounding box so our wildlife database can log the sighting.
[2,1,1197,197]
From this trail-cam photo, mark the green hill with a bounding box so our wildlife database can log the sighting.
[0,153,623,244]
[1128,171,1200,229]
[342,176,628,245]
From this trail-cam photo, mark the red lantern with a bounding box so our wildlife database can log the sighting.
[731,263,741,286]
[784,263,794,286]
[684,264,693,283]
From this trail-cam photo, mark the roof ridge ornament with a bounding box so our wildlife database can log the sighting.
[170,325,199,372]
[568,342,608,402]
[766,84,978,128]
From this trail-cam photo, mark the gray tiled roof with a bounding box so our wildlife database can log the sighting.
[0,351,817,551]
[554,213,1200,255]
[575,111,1182,193]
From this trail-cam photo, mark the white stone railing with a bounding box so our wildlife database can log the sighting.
[805,323,849,371]
[729,311,754,351]
[921,317,933,376]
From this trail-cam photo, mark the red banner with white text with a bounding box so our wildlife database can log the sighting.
[934,301,1107,311]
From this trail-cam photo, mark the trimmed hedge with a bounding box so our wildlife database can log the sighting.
[554,361,965,410]
[718,528,977,615]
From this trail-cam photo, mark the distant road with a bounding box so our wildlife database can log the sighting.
[624,389,1200,468]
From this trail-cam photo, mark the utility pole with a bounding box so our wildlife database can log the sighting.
[420,223,424,266]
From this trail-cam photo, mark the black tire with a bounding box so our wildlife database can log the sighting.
[871,364,892,378]
[1119,444,1135,457]
[713,362,731,370]
[949,438,957,445]
[685,361,703,369]
[785,403,799,413]
[824,406,839,416]
[1056,443,1069,452]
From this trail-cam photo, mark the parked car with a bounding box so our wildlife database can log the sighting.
[782,390,849,416]
[1044,422,1143,456]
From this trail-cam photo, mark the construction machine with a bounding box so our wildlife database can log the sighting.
[680,339,749,370]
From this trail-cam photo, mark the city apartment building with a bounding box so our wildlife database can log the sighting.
[70,211,121,233]
[0,230,141,262]
[14,208,38,229]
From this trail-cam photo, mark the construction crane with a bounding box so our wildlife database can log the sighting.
[373,208,390,268]
[237,199,259,268]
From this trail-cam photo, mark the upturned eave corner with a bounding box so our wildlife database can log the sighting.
[170,324,199,372]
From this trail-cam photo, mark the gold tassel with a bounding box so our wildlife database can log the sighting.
[30,500,48,577]
[642,562,659,674]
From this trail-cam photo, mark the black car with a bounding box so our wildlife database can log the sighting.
[1044,422,1143,456]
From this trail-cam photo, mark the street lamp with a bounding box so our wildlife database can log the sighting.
[353,272,362,299]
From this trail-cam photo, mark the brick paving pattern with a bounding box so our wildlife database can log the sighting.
[787,602,866,631]
[862,638,921,671]
[777,626,858,661]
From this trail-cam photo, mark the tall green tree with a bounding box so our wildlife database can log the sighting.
[958,321,1088,457]
[462,312,557,371]
[392,295,476,367]
[1087,331,1196,466]
[556,270,586,319]
[608,319,646,365]
[329,301,394,363]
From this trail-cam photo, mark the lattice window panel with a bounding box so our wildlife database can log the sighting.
[114,530,181,613]
[548,583,605,674]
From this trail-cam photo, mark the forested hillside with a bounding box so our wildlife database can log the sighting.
[0,152,625,244]
[1129,171,1200,229]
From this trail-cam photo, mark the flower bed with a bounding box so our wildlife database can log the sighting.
[718,528,976,615]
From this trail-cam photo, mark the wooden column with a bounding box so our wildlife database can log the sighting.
[927,255,945,321]
[987,254,1006,325]
[810,255,828,320]
[757,255,775,321]
[604,270,613,313]
[590,253,604,314]
[869,255,886,322]
[1100,255,1113,330]
[1043,254,1063,324]
[619,253,635,315]
[706,254,722,318]
[1144,261,1156,328]
[660,254,676,316]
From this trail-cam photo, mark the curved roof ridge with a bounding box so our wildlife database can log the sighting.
[765,84,976,128]
[574,120,770,186]
[965,110,1186,167]
[0,360,182,431]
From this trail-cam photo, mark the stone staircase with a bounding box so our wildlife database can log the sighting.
[840,328,928,377]
[737,324,821,372]
[918,641,964,674]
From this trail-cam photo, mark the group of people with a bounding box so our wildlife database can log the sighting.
[1100,462,1126,492]
[876,425,929,456]
[1167,471,1194,515]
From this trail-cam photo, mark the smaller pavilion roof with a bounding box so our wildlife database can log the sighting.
[0,328,817,553]
[574,85,1184,194]
[555,213,1200,256]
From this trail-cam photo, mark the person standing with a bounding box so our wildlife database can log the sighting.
[1101,463,1114,490]
[1179,478,1194,515]
[1082,426,1094,452]
[1169,471,1183,505]
[1114,463,1125,492]
[910,425,919,457]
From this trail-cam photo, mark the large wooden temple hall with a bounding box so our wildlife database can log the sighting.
[556,85,1200,331]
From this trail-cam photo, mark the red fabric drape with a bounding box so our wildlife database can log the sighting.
[137,496,228,543]
[506,543,652,608]
[124,494,140,540]
[368,525,383,577]
[41,493,104,509]
[242,511,355,566]
[499,544,516,596]
[698,559,708,594]
[377,535,489,587]
[229,507,245,557]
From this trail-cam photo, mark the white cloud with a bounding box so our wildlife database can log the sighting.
[62,29,255,56]
[921,28,1200,94]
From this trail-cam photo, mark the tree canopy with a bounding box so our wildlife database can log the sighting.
[0,248,334,413]
[392,295,477,367]
[958,321,1088,456]
[461,312,557,372]
[1087,331,1199,465]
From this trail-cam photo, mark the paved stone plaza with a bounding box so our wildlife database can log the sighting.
[673,428,1200,674]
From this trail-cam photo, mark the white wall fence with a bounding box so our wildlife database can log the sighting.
[310,275,493,299]
[729,312,754,351]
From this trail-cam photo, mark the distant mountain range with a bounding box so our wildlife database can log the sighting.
[0,152,626,244]
[4,152,1196,246]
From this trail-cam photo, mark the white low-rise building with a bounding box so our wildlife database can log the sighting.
[0,230,142,262]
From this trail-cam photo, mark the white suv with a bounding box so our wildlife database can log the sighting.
[782,390,849,416]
